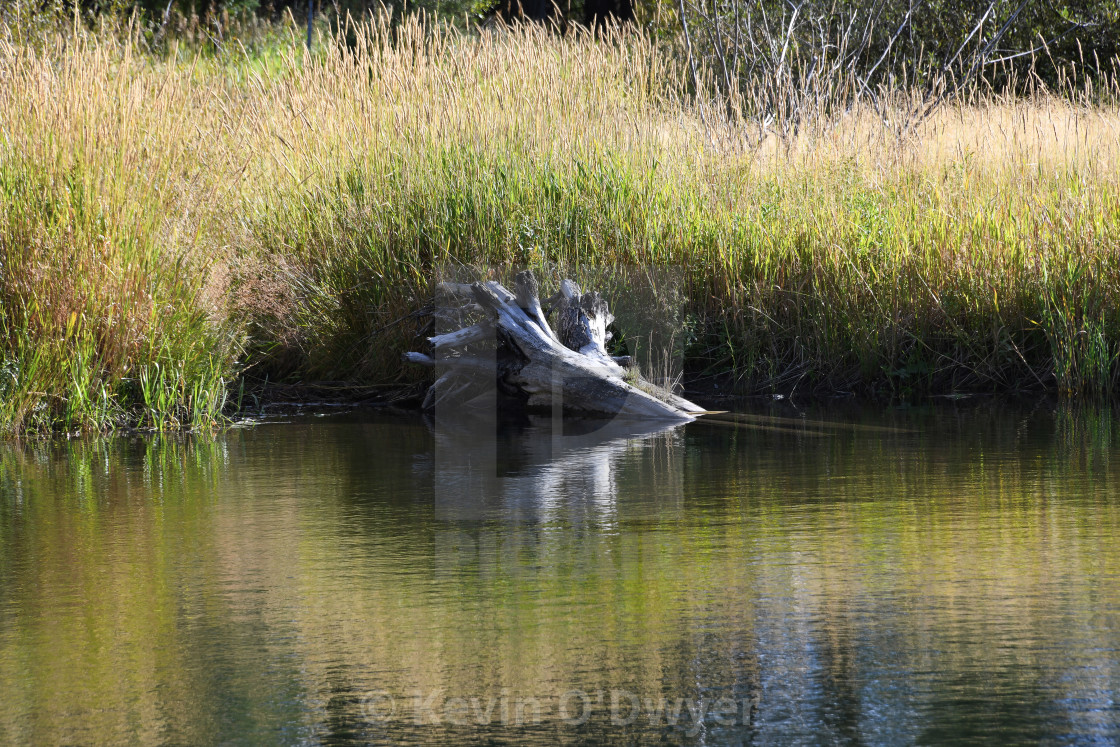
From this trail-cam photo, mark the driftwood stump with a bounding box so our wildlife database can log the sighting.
[405,270,704,421]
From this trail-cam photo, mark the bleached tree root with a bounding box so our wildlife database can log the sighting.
[406,270,705,422]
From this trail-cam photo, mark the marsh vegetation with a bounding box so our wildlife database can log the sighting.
[1,9,1119,431]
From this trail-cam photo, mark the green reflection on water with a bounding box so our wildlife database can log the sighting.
[1,402,1118,744]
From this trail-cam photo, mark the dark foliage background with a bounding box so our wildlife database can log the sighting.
[7,1,1120,111]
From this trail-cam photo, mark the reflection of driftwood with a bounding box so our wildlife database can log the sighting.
[406,270,704,421]
[430,412,686,522]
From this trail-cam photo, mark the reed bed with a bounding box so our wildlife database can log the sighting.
[1,16,1118,432]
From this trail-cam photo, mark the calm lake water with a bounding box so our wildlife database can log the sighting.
[1,401,1119,744]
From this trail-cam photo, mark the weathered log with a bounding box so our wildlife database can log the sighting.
[515,270,559,342]
[410,271,704,421]
[430,322,492,352]
[555,279,622,374]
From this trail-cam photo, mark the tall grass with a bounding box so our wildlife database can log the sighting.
[1,16,1119,432]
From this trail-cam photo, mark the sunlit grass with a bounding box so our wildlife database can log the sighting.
[1,15,1119,431]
